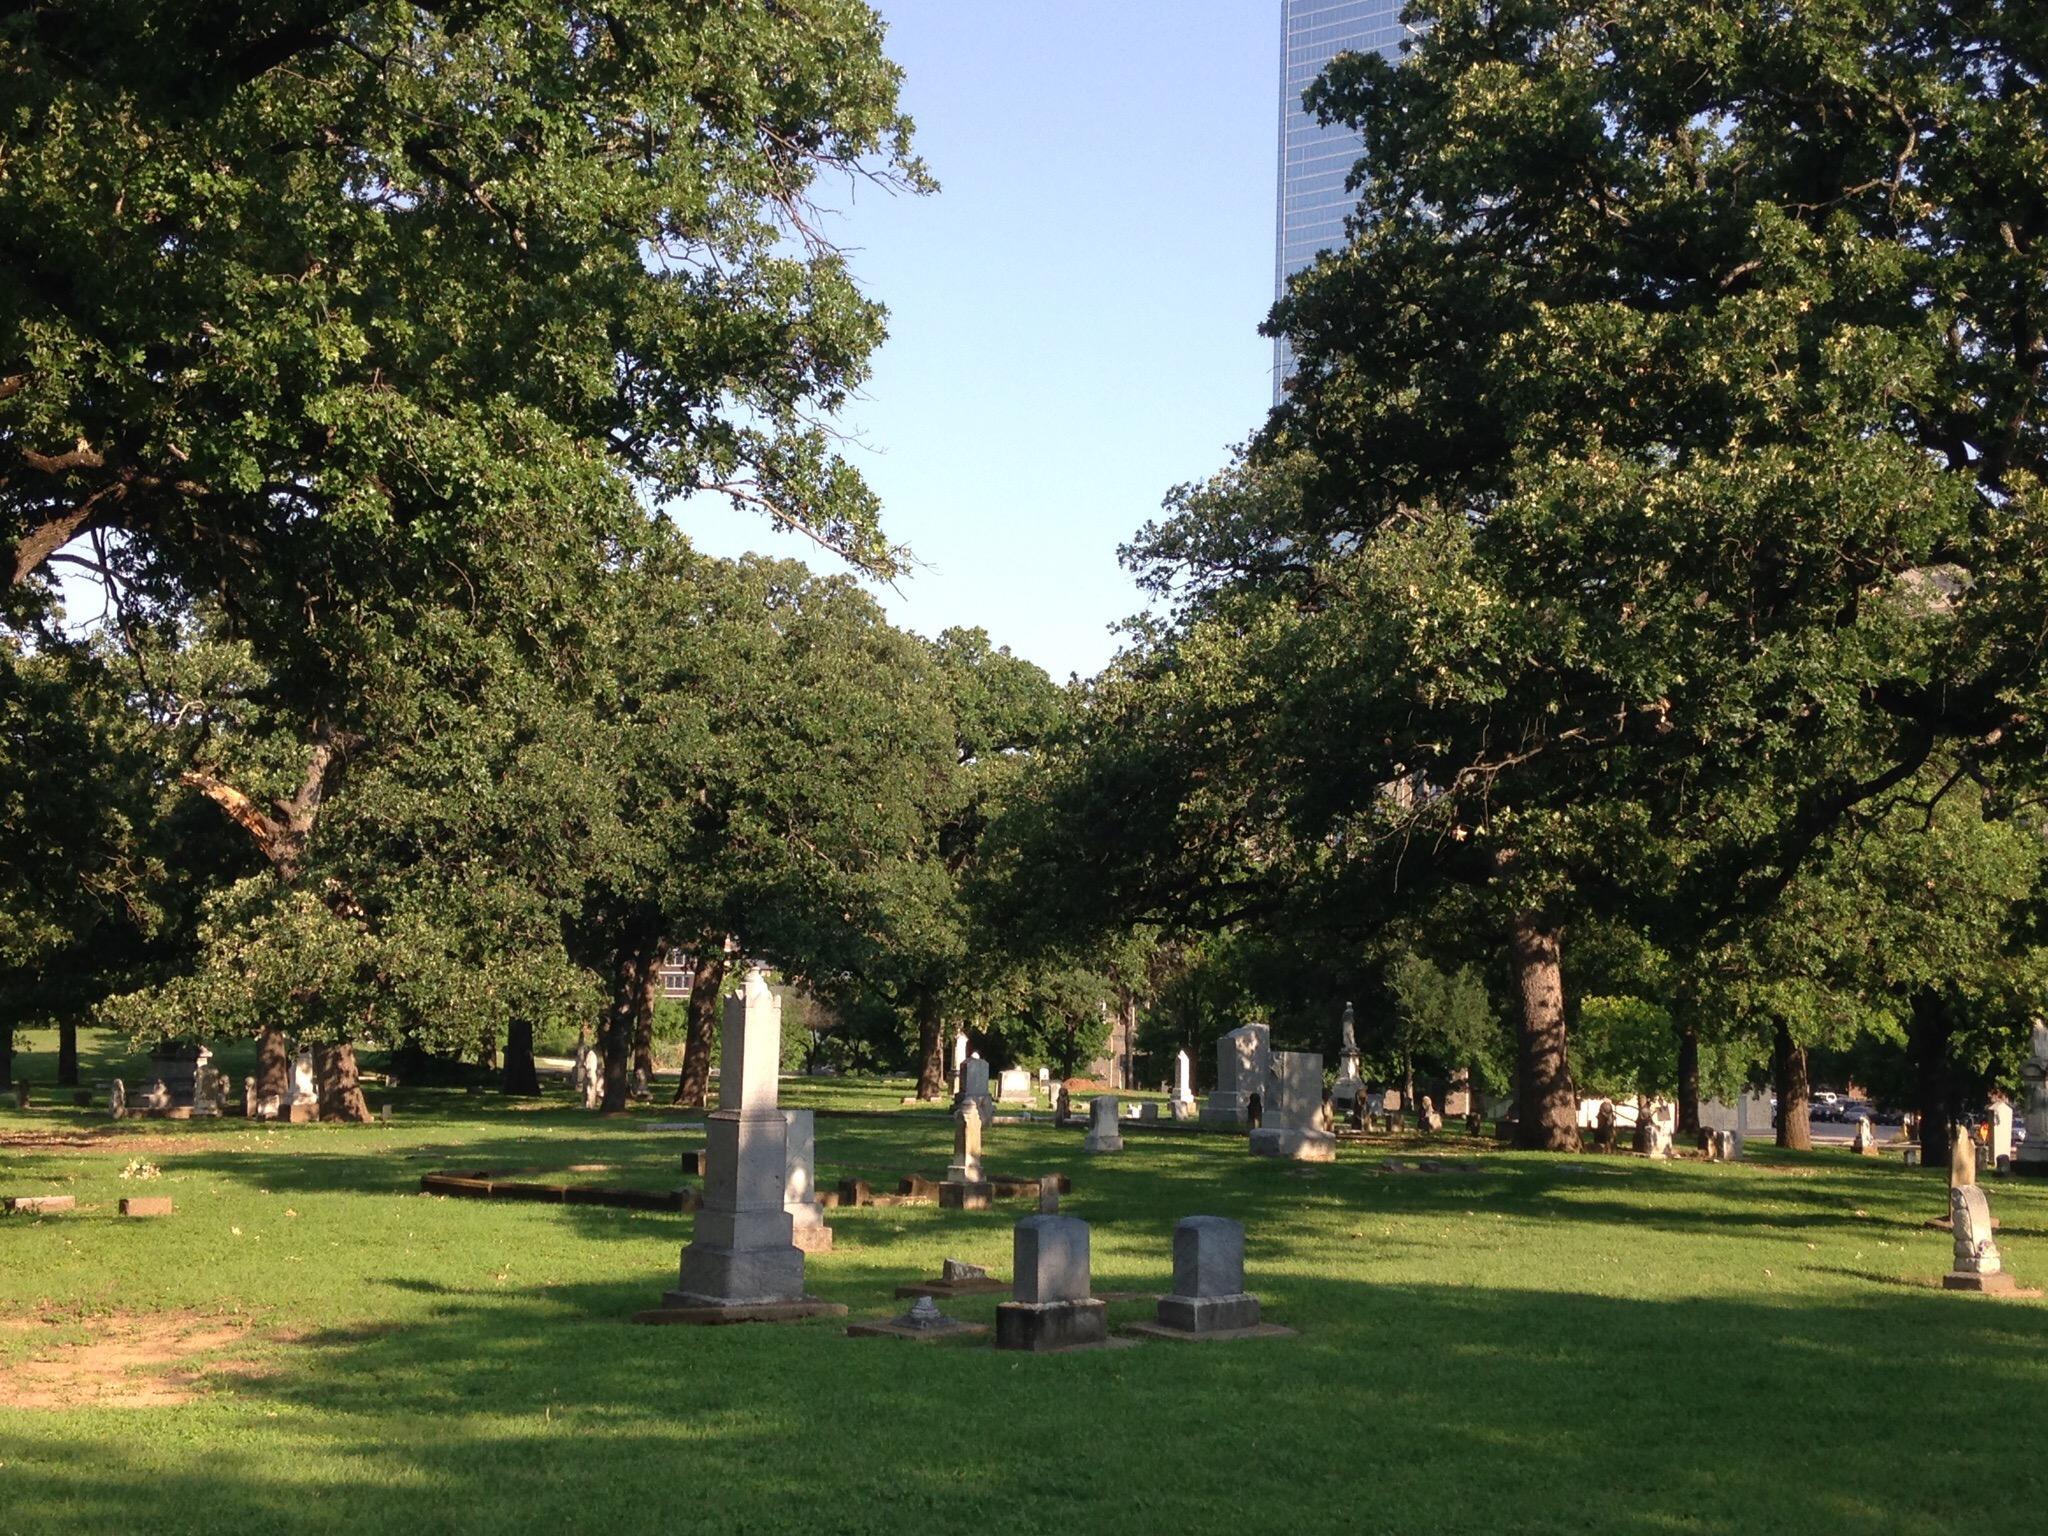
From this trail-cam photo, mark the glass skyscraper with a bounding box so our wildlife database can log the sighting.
[1274,0,1406,395]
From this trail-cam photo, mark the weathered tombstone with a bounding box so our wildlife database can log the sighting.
[941,1100,992,1210]
[107,1078,126,1120]
[782,1108,833,1252]
[1989,1099,2015,1172]
[1083,1095,1124,1154]
[1595,1100,1617,1154]
[1201,1022,1271,1128]
[1852,1117,1879,1157]
[998,1067,1032,1105]
[242,1075,257,1119]
[288,1049,320,1121]
[629,1067,651,1103]
[2019,1018,2048,1178]
[1138,1101,1160,1122]
[1170,1049,1198,1118]
[1054,1085,1073,1126]
[1465,1109,1485,1137]
[956,1055,993,1130]
[1037,1174,1061,1214]
[995,1215,1107,1352]
[139,1079,172,1113]
[951,1030,969,1092]
[1418,1095,1444,1134]
[661,970,812,1313]
[1249,1052,1335,1162]
[1153,1216,1261,1335]
[1942,1185,2019,1293]
[571,1037,604,1112]
[1646,1104,1675,1159]
[1951,1123,1978,1190]
[1245,1090,1263,1131]
[11,1081,27,1110]
[192,1066,226,1118]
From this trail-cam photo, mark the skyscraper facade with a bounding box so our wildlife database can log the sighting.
[1274,0,1405,394]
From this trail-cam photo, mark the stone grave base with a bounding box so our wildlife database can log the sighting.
[1248,1128,1337,1163]
[119,1197,173,1217]
[1123,1319,1297,1345]
[846,1316,989,1342]
[2,1195,76,1215]
[938,1181,992,1212]
[1156,1292,1261,1333]
[995,1298,1109,1353]
[1940,1271,2036,1296]
[790,1224,834,1254]
[894,1276,1009,1299]
[421,1171,696,1214]
[635,1298,848,1327]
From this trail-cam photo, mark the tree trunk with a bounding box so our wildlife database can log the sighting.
[313,1043,371,1122]
[256,1026,290,1104]
[0,1019,13,1090]
[600,937,660,1114]
[1675,1018,1700,1134]
[56,1020,78,1088]
[501,1017,540,1096]
[1910,989,1955,1165]
[914,992,947,1100]
[1772,1019,1812,1151]
[632,954,660,1088]
[1509,915,1580,1151]
[673,944,727,1108]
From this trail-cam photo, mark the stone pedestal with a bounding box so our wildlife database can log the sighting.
[1248,1127,1338,1162]
[996,1215,1108,1352]
[1083,1096,1123,1153]
[665,972,810,1311]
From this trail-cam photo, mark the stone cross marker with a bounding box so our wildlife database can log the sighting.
[667,970,807,1308]
[1083,1095,1124,1153]
[1156,1215,1262,1334]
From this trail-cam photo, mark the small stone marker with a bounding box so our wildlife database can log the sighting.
[942,1258,989,1283]
[1418,1095,1443,1134]
[12,1081,28,1110]
[1950,1123,1977,1189]
[1852,1117,1879,1156]
[837,1176,873,1207]
[1158,1216,1260,1333]
[1082,1096,1124,1154]
[1989,1100,2015,1172]
[1038,1174,1061,1214]
[3,1195,76,1215]
[120,1197,173,1218]
[995,1215,1108,1352]
[107,1079,126,1120]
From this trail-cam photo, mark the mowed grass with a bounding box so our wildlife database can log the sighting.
[1,1033,2044,1535]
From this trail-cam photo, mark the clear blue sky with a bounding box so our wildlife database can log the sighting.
[676,1,1281,682]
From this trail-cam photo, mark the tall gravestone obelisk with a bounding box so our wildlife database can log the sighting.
[653,971,832,1318]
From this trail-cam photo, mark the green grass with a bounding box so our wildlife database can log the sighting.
[2,1032,2044,1534]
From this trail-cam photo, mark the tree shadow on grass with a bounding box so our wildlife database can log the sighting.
[1,1271,2041,1536]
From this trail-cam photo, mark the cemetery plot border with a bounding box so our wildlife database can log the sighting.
[420,1170,697,1213]
[1121,1319,1297,1344]
[633,1299,849,1327]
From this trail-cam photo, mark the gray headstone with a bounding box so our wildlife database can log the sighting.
[1172,1215,1246,1299]
[1013,1214,1091,1305]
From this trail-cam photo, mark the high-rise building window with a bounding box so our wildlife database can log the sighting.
[1274,0,1406,399]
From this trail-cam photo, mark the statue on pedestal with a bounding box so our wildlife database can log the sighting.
[2019,1017,2048,1176]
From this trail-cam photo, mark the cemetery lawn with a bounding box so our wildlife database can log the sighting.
[2,1042,2043,1534]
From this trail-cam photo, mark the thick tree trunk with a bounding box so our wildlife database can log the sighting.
[0,1019,13,1090]
[914,992,947,1101]
[600,938,659,1114]
[501,1017,540,1096]
[632,953,660,1088]
[313,1043,371,1122]
[1676,1019,1701,1134]
[1509,915,1580,1151]
[1772,1019,1812,1150]
[56,1020,78,1088]
[1910,990,1955,1165]
[256,1026,291,1104]
[673,944,727,1108]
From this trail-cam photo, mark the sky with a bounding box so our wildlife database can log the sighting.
[674,1,1282,683]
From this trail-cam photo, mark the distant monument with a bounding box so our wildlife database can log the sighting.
[1248,1052,1336,1162]
[1332,1002,1364,1108]
[2019,1018,2048,1178]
